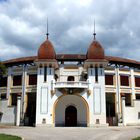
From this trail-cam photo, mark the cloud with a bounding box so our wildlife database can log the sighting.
[0,0,140,61]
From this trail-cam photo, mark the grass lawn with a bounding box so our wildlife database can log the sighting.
[0,134,22,140]
[133,137,140,140]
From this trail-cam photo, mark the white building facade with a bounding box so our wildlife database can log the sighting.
[0,37,140,127]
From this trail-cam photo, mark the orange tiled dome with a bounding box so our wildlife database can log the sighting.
[38,39,56,59]
[87,40,104,59]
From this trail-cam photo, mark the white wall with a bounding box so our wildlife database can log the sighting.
[87,68,106,125]
[124,100,140,125]
[0,100,16,124]
[36,67,56,126]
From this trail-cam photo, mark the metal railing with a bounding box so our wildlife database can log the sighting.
[54,81,89,88]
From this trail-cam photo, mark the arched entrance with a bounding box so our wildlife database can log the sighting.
[54,95,89,127]
[65,106,77,126]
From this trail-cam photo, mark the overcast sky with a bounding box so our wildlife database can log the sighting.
[0,0,140,61]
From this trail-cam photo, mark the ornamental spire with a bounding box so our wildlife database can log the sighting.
[93,19,96,40]
[46,18,49,40]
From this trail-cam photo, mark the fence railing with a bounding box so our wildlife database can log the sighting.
[54,81,89,88]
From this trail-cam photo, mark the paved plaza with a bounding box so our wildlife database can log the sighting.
[0,126,140,140]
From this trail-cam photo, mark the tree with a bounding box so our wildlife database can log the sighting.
[0,61,7,79]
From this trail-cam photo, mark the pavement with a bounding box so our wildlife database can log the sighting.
[0,126,140,140]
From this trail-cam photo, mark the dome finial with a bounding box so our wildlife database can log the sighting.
[46,18,49,40]
[93,19,96,40]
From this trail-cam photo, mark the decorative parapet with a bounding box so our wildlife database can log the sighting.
[11,86,22,93]
[0,87,7,93]
[26,85,37,92]
[54,81,89,89]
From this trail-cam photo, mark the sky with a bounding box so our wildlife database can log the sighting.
[0,0,140,61]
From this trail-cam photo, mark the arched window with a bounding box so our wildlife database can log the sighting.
[67,76,75,81]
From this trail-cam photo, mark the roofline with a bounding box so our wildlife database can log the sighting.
[2,54,140,68]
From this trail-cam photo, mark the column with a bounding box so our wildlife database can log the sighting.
[130,68,135,106]
[122,97,126,126]
[115,66,121,122]
[21,65,27,119]
[7,67,12,105]
[16,94,21,126]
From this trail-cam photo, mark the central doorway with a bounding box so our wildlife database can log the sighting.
[65,106,77,126]
[55,95,88,127]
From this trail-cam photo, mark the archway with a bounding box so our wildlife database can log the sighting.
[54,95,89,127]
[65,106,77,126]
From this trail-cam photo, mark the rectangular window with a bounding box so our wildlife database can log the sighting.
[120,75,129,86]
[44,67,47,82]
[0,112,2,121]
[11,94,17,106]
[29,74,37,85]
[13,75,22,86]
[95,67,98,82]
[135,77,140,87]
[136,94,140,100]
[49,68,52,75]
[91,69,93,75]
[0,77,7,87]
[138,112,140,119]
[0,93,6,100]
[122,93,131,106]
[105,75,114,85]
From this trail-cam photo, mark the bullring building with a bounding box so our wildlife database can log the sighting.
[0,33,140,127]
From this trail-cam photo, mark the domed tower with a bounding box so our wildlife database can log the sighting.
[85,37,107,68]
[35,30,58,126]
[84,27,108,126]
[38,39,56,60]
[36,36,58,81]
[87,40,105,60]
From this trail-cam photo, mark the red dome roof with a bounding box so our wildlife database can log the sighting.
[87,40,104,59]
[38,39,56,59]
